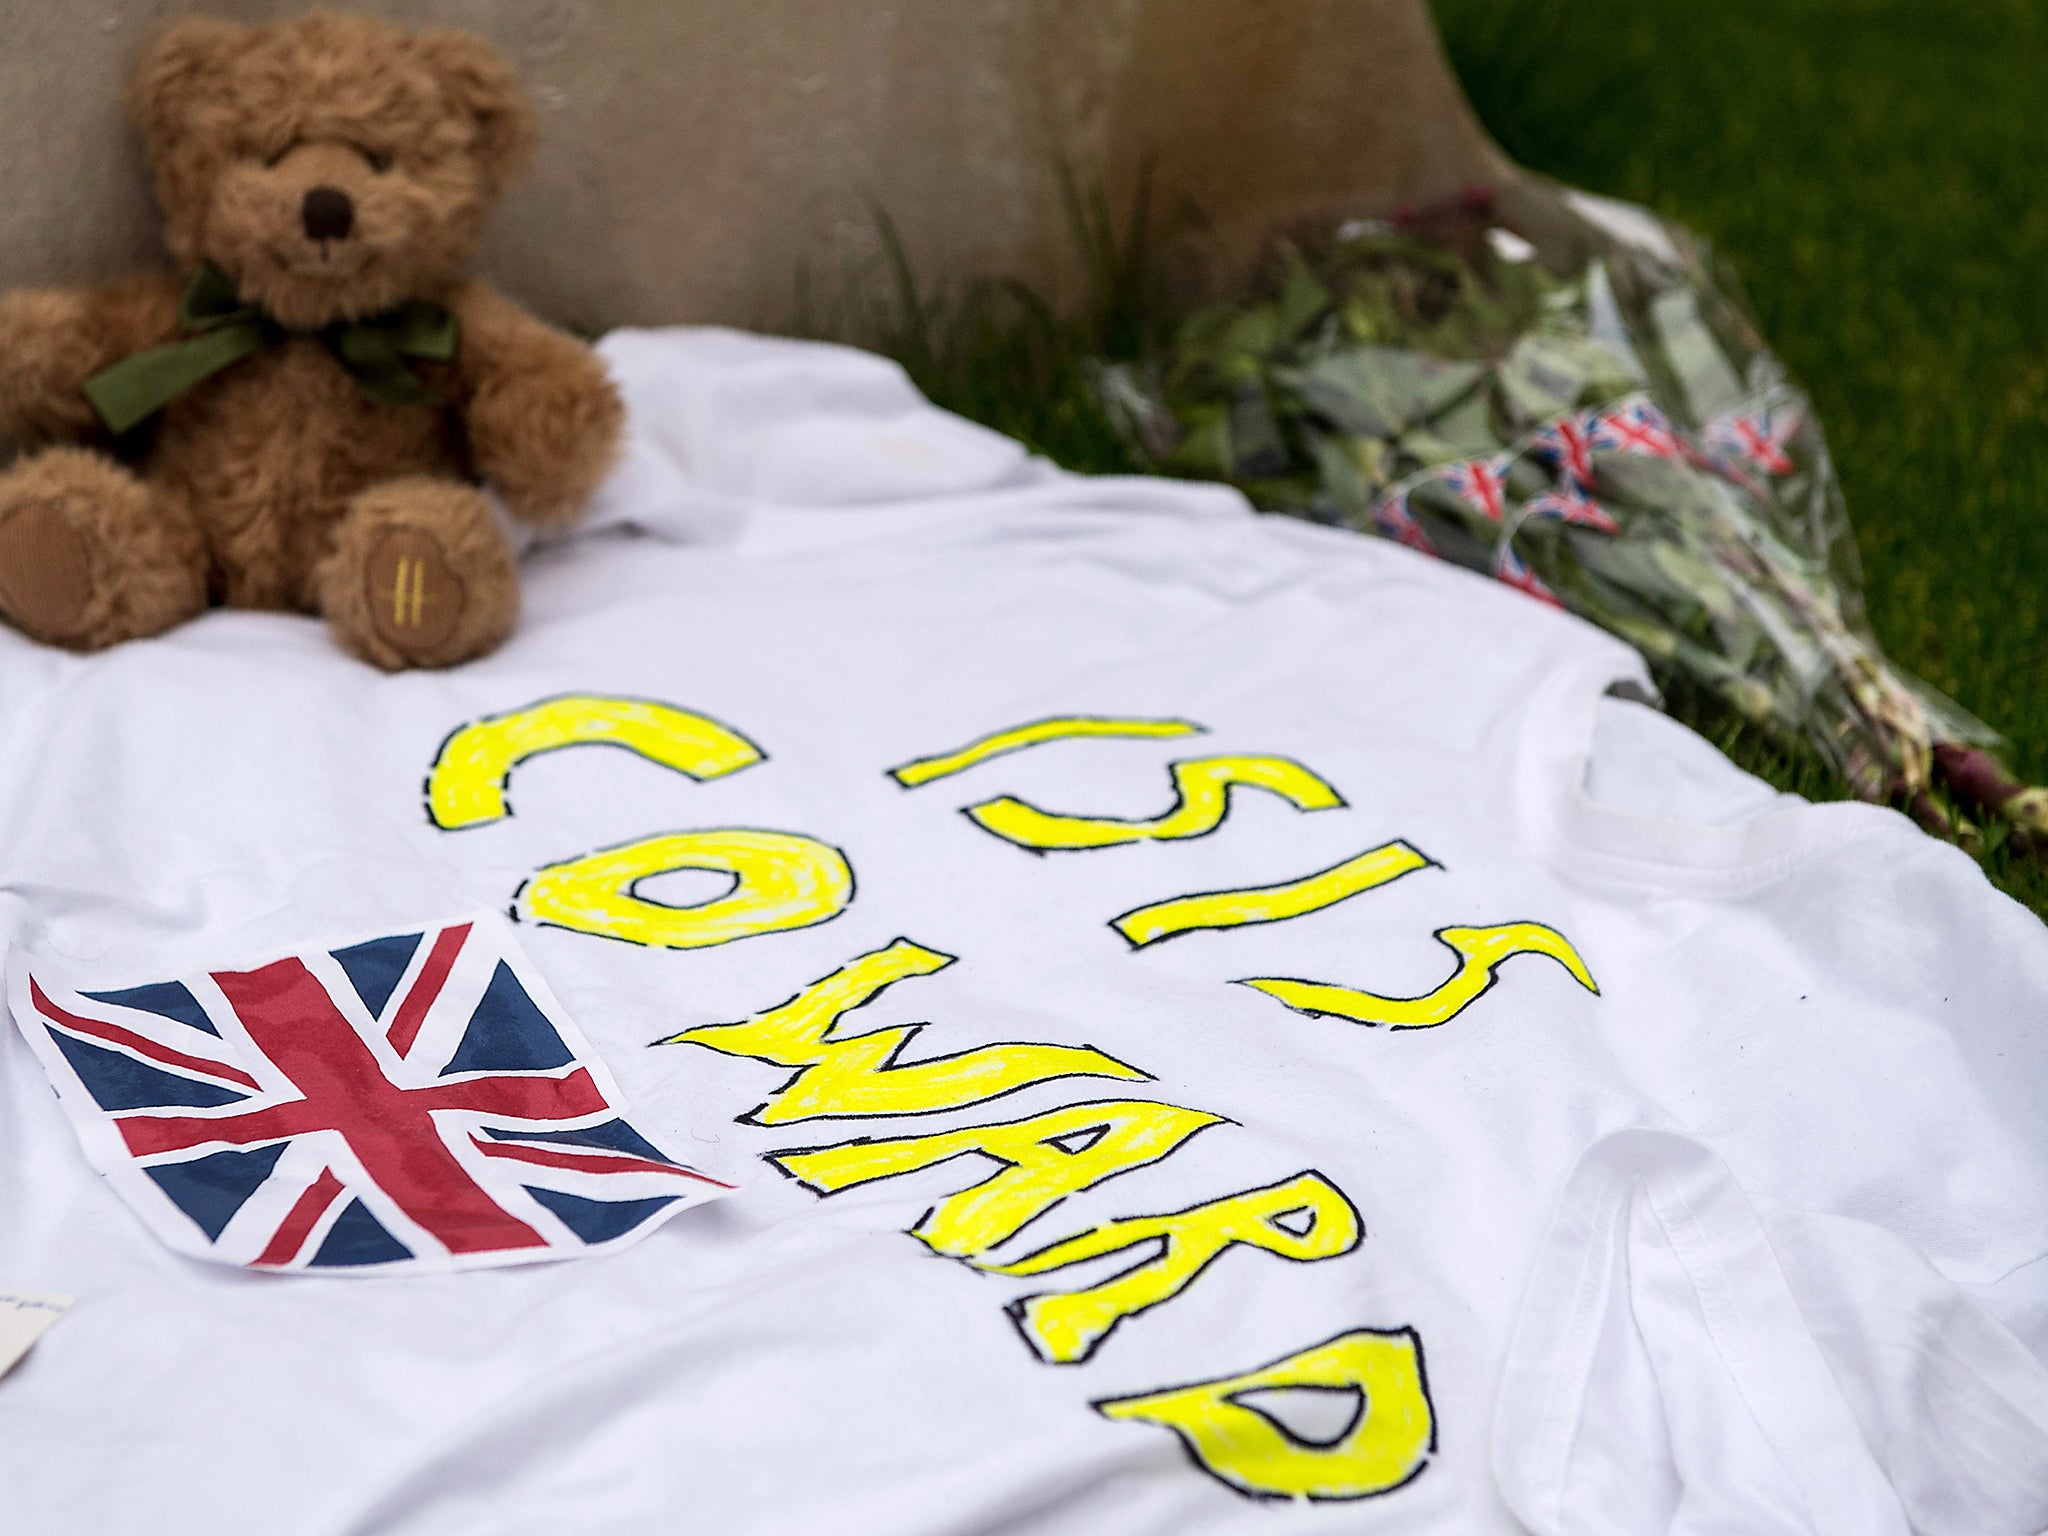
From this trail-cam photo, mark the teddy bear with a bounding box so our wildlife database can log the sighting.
[0,11,623,670]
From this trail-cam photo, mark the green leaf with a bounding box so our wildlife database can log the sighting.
[1277,349,1486,437]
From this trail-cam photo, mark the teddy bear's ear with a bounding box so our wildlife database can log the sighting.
[128,17,251,144]
[414,28,540,196]
[127,17,254,261]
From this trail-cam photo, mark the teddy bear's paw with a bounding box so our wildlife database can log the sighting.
[320,478,518,671]
[365,526,466,659]
[0,448,207,650]
[0,498,94,643]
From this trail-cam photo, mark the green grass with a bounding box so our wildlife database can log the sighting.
[830,3,2047,916]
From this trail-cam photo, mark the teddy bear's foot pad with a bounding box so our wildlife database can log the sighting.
[364,526,466,659]
[322,478,517,670]
[0,500,95,644]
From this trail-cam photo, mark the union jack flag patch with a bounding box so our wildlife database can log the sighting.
[8,915,733,1276]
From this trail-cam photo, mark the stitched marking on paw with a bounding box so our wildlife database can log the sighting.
[366,525,464,654]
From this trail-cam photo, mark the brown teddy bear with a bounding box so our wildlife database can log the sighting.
[0,11,623,669]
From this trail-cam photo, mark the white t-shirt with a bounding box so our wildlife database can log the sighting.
[1,329,2044,1535]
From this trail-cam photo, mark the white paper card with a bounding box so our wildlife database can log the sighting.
[0,1291,72,1379]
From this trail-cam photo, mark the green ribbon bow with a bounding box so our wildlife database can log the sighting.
[82,263,459,436]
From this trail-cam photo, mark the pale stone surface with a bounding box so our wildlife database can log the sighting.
[0,1,1513,334]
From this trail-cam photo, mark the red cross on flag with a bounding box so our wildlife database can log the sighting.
[1491,540,1565,609]
[1529,415,1596,489]
[1370,490,1439,555]
[10,915,733,1275]
[1706,404,1799,477]
[1588,396,1681,459]
[1438,454,1514,523]
[1520,485,1622,536]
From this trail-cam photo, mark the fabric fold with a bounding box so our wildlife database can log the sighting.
[1495,1129,2048,1535]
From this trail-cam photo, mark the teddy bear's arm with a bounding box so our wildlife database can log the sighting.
[0,274,184,446]
[447,282,623,529]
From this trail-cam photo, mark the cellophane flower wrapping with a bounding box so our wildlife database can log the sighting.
[1094,186,2013,819]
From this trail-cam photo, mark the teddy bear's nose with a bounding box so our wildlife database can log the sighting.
[301,186,354,242]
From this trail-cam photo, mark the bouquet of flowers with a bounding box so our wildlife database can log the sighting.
[1094,187,2045,842]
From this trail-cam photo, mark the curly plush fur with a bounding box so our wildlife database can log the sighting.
[0,12,622,668]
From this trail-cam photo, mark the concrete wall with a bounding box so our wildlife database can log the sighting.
[0,1,1513,334]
